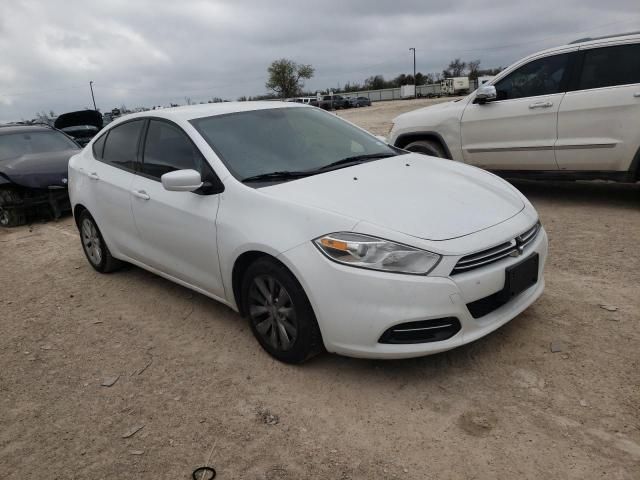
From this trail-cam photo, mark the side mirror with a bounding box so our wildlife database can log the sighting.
[161,169,203,192]
[475,85,497,103]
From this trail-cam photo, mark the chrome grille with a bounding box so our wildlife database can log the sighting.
[452,222,541,275]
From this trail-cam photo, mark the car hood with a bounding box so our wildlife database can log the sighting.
[0,149,78,189]
[54,110,103,130]
[261,154,525,241]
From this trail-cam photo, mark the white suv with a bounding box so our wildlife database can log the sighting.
[388,32,640,182]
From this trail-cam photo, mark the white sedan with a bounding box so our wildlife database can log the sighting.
[68,102,547,363]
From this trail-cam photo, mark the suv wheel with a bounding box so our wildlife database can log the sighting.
[404,139,446,158]
[241,257,323,364]
[0,188,26,227]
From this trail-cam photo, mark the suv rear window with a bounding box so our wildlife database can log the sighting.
[578,44,640,90]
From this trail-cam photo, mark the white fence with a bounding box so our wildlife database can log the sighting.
[339,79,480,102]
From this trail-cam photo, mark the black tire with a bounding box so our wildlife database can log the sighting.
[78,210,123,273]
[0,188,27,227]
[241,257,323,364]
[404,139,447,158]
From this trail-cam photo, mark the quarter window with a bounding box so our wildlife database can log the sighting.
[578,44,640,90]
[141,120,206,179]
[495,54,569,100]
[92,133,106,160]
[102,120,145,170]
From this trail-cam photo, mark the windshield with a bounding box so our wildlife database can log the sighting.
[190,107,396,181]
[0,130,78,161]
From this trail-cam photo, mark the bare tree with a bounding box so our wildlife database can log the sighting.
[467,59,481,80]
[443,58,467,78]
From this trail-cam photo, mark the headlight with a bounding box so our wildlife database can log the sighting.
[314,232,440,275]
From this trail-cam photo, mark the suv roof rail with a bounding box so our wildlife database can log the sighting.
[570,31,640,44]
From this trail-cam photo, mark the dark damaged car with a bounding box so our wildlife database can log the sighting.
[0,125,80,227]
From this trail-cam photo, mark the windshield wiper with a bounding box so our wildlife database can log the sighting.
[242,170,312,183]
[242,152,397,183]
[309,152,397,173]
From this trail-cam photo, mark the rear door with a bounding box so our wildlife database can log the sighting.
[460,52,573,170]
[555,42,640,172]
[129,119,225,297]
[86,119,145,257]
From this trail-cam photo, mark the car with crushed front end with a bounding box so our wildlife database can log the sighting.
[68,102,548,363]
[0,124,80,227]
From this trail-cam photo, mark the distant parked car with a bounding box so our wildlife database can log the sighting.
[54,110,103,147]
[389,32,640,183]
[0,124,80,226]
[349,96,372,107]
[319,95,349,110]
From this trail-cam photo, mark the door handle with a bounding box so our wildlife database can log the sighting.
[528,101,553,109]
[87,172,99,180]
[634,92,640,98]
[132,190,150,201]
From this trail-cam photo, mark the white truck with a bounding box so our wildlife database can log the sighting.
[440,77,469,96]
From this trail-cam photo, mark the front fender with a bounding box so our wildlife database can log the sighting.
[216,181,360,308]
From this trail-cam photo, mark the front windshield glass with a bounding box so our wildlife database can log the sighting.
[190,107,397,181]
[0,131,78,161]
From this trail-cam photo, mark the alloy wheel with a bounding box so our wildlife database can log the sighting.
[81,218,102,266]
[0,208,9,226]
[248,274,298,351]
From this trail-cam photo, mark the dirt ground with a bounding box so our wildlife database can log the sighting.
[1,99,639,479]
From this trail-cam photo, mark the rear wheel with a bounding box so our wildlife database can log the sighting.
[78,210,123,273]
[404,139,446,158]
[241,257,323,364]
[0,188,26,227]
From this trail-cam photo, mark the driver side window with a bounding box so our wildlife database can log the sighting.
[494,53,569,101]
[142,120,207,180]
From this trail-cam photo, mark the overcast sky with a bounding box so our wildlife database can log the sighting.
[1,0,638,122]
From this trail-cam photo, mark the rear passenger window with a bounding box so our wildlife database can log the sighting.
[578,44,640,90]
[142,120,206,179]
[102,120,144,170]
[92,133,106,159]
[495,54,569,100]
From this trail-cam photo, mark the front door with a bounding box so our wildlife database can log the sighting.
[130,119,225,298]
[461,52,572,171]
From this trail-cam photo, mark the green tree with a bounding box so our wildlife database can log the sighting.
[266,59,314,99]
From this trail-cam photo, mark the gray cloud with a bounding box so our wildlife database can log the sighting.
[1,0,638,121]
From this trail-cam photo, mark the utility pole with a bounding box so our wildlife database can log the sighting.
[409,48,416,98]
[89,81,97,110]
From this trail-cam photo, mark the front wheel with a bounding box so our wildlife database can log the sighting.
[241,257,323,364]
[404,139,446,158]
[0,188,26,227]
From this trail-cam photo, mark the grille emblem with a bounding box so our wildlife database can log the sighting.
[510,236,525,257]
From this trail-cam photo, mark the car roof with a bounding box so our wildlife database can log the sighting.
[111,101,305,125]
[495,31,640,77]
[0,124,55,136]
[533,31,640,57]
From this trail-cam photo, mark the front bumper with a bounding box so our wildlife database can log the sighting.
[280,226,548,359]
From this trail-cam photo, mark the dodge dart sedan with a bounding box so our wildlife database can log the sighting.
[68,102,547,363]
